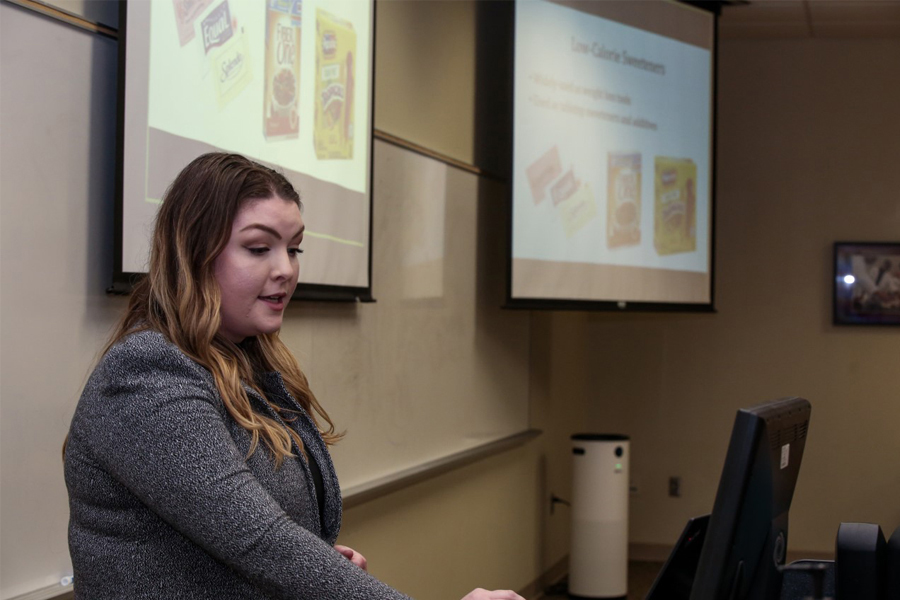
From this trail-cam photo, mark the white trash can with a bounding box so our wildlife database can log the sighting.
[569,434,630,599]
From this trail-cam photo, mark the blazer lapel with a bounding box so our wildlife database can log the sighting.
[245,375,343,545]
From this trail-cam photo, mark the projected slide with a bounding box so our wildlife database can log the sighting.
[120,0,373,292]
[511,0,714,305]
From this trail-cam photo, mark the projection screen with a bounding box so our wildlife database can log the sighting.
[509,0,716,310]
[114,0,374,301]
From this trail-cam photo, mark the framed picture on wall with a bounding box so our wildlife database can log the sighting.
[833,242,900,325]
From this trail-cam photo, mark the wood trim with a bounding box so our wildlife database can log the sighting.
[5,583,73,600]
[373,129,497,179]
[342,429,542,508]
[4,0,117,39]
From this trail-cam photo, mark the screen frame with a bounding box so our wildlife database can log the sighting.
[504,0,719,312]
[110,0,376,303]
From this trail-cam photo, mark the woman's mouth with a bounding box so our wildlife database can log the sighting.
[259,295,286,309]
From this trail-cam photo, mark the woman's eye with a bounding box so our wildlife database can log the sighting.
[248,247,269,255]
[289,247,304,257]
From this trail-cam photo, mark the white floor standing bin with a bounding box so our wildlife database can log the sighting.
[569,434,630,599]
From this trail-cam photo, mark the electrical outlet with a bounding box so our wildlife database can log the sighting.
[669,476,681,498]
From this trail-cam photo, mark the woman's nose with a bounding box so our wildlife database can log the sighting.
[271,250,292,280]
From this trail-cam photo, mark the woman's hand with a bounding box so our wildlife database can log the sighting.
[460,589,526,600]
[333,544,368,571]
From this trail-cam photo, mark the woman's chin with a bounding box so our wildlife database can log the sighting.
[260,318,285,336]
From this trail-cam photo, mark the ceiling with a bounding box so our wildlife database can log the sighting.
[718,0,900,39]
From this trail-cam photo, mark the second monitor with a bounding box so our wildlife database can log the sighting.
[649,396,812,600]
[690,396,812,600]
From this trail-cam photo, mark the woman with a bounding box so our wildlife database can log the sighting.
[64,153,524,600]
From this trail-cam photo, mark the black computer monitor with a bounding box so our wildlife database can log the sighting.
[689,397,812,600]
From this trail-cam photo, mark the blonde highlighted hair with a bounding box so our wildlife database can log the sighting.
[109,153,340,464]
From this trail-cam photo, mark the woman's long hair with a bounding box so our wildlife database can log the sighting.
[109,153,340,464]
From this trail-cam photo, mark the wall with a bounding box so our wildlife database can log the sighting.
[366,11,900,581]
[576,38,900,555]
[334,21,900,586]
[0,4,123,596]
[374,0,477,163]
[0,1,572,598]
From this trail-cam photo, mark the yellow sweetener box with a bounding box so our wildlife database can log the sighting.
[654,157,697,256]
[314,8,356,159]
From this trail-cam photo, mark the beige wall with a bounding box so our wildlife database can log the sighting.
[352,14,900,598]
[576,38,900,555]
[375,0,478,163]
[334,310,589,596]
[0,2,558,598]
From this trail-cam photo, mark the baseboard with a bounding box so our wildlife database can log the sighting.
[629,542,833,564]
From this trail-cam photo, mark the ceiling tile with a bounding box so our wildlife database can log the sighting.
[721,0,900,39]
[812,20,900,37]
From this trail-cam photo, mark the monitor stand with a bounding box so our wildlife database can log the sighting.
[646,514,710,600]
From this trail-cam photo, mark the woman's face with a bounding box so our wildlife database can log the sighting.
[214,195,304,343]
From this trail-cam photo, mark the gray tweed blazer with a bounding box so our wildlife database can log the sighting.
[65,330,410,599]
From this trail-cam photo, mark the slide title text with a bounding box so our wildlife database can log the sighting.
[570,36,666,76]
